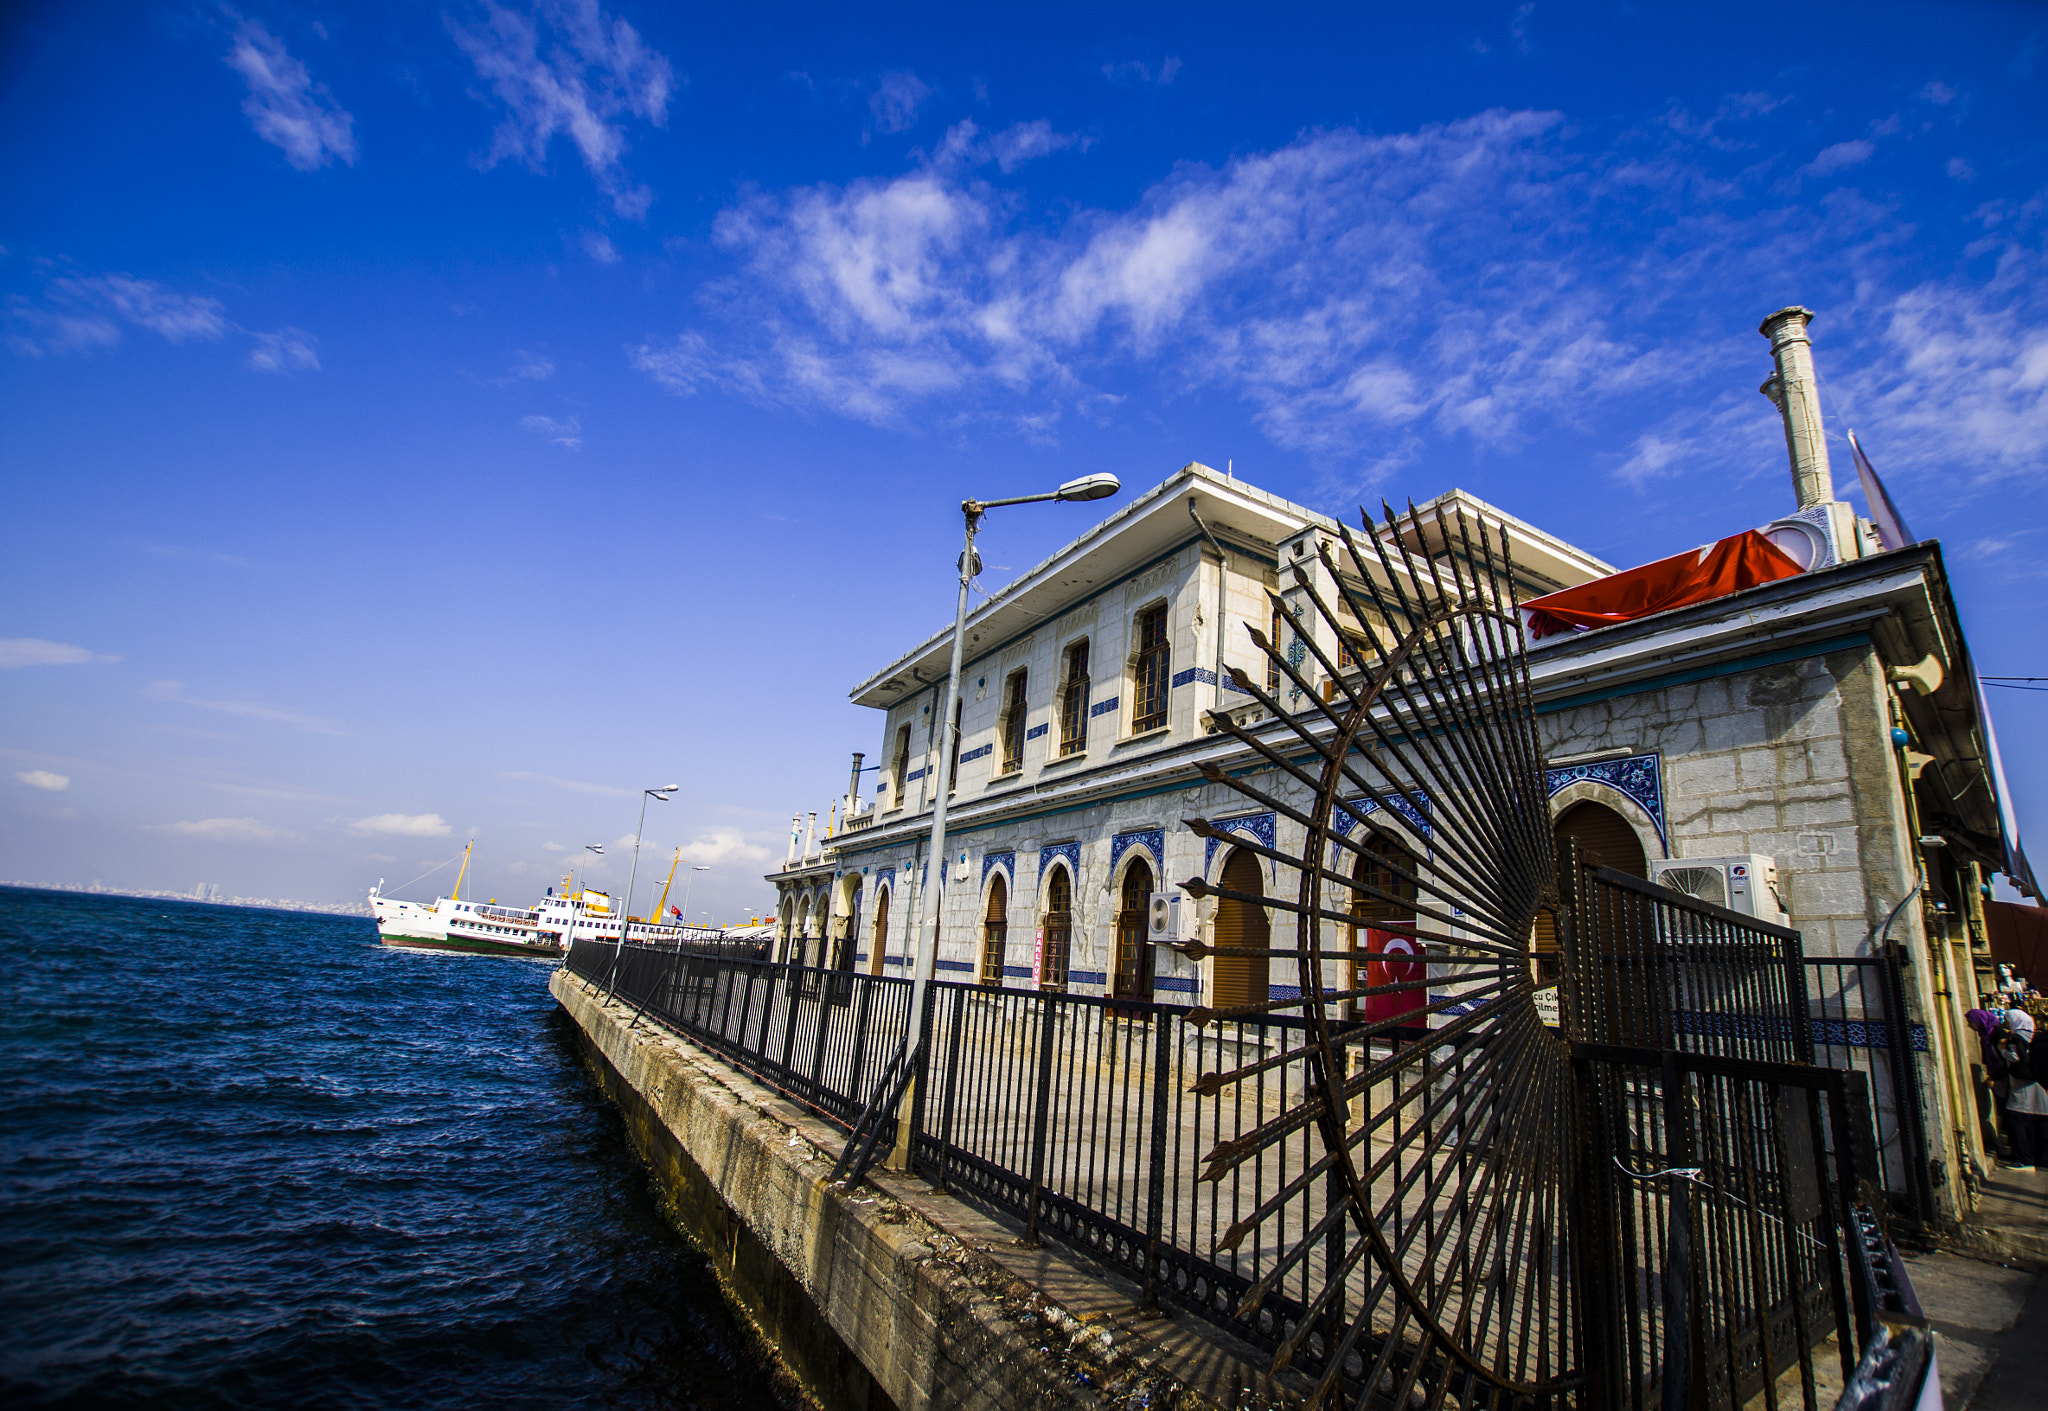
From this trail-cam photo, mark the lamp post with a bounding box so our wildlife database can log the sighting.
[890,472,1119,1159]
[609,785,678,992]
[681,865,710,929]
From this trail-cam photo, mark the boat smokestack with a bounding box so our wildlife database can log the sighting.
[1759,306,1835,508]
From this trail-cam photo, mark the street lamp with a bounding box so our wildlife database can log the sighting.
[896,473,1120,1134]
[610,785,679,992]
[680,865,710,929]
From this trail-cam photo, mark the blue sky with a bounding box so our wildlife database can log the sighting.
[2,1,2044,917]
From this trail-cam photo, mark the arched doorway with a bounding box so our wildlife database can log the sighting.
[835,881,862,973]
[1039,865,1072,992]
[1534,799,1648,973]
[1113,858,1155,1001]
[795,896,812,968]
[981,875,1009,986]
[1349,835,1420,1025]
[869,886,890,974]
[1211,848,1269,1011]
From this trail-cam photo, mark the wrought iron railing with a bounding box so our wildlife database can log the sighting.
[1802,955,1935,1224]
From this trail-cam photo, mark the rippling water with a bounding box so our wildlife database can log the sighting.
[0,887,803,1410]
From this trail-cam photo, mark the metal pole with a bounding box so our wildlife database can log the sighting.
[904,506,980,1045]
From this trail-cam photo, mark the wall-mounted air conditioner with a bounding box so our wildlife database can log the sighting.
[1648,855,1788,927]
[1148,891,1182,947]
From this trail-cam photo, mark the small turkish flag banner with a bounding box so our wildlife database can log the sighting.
[1362,928,1426,1023]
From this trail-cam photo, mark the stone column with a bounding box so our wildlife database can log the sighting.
[1759,306,1836,509]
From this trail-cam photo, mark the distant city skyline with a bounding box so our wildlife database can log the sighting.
[4,1,2043,917]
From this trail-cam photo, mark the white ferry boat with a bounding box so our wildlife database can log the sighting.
[370,845,720,958]
[370,843,567,958]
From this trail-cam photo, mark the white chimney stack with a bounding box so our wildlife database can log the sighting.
[1759,306,1835,509]
[803,810,817,861]
[786,814,800,867]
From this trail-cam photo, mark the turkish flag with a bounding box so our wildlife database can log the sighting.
[1362,928,1426,1023]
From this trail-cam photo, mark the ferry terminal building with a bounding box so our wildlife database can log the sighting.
[764,320,2032,1226]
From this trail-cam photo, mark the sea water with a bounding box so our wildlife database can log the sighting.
[0,886,802,1409]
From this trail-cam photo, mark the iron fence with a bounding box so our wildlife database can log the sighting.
[566,939,914,1138]
[1801,956,1935,1224]
[1574,1044,1877,1411]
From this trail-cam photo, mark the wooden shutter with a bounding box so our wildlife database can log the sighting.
[1211,849,1270,1009]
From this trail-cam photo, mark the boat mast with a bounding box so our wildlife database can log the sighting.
[450,840,474,902]
[652,847,683,922]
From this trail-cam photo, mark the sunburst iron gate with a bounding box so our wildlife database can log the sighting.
[814,503,1895,1408]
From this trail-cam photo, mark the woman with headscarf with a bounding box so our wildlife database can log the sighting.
[1998,1008,2048,1171]
[1969,1009,2011,1160]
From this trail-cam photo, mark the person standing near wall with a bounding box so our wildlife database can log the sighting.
[1995,1009,2048,1171]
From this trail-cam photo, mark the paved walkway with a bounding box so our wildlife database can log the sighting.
[1901,1249,2045,1410]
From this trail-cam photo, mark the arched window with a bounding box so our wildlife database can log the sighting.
[1131,604,1170,733]
[1040,865,1072,992]
[1113,858,1155,1001]
[794,896,812,968]
[1349,835,1420,1024]
[1212,848,1269,1010]
[888,723,911,808]
[870,886,890,974]
[981,875,1008,986]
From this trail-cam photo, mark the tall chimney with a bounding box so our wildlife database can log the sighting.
[803,810,817,861]
[848,751,865,813]
[1759,306,1835,508]
[786,815,800,867]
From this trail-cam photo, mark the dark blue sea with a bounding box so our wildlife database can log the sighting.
[0,887,803,1409]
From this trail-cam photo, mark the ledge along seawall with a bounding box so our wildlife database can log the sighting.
[550,968,1299,1411]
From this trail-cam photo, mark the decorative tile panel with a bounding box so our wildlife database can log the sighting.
[1089,696,1121,718]
[1204,811,1277,874]
[1221,674,1254,695]
[1110,828,1165,877]
[1039,841,1082,881]
[936,958,976,972]
[981,850,1015,886]
[1069,969,1108,987]
[1153,975,1199,994]
[959,743,993,764]
[1025,723,1049,740]
[1170,667,1217,688]
[1544,752,1666,850]
[1332,791,1433,840]
[905,767,927,782]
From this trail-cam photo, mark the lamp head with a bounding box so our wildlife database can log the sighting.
[1055,472,1120,503]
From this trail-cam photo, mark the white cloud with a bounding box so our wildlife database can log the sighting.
[144,680,344,735]
[16,770,69,791]
[7,270,319,374]
[246,327,320,373]
[0,638,117,668]
[580,230,621,263]
[351,812,453,837]
[1798,139,1875,180]
[1947,157,1976,182]
[1102,57,1181,87]
[542,840,567,851]
[497,770,630,796]
[868,70,930,134]
[510,352,555,379]
[637,102,2048,504]
[449,0,674,217]
[224,20,357,171]
[147,817,298,841]
[520,414,583,449]
[676,828,773,867]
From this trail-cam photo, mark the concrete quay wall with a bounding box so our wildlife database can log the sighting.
[550,969,1293,1411]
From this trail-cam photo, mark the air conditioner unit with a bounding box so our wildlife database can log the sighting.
[1148,891,1181,946]
[1649,855,1788,926]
